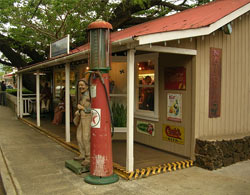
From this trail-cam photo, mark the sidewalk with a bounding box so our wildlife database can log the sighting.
[0,105,250,195]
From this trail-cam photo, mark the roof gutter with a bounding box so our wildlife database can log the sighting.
[112,37,136,46]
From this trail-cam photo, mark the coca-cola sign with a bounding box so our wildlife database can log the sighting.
[137,121,155,136]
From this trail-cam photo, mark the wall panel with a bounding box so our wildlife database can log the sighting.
[195,13,250,138]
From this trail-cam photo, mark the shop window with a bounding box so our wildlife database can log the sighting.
[54,71,64,98]
[54,68,76,99]
[109,59,127,128]
[135,53,159,121]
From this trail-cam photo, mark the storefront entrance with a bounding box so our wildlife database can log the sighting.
[134,53,193,158]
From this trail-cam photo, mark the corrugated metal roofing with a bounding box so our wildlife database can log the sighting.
[111,0,250,42]
[19,0,250,72]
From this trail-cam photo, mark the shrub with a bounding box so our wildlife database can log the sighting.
[112,103,127,127]
[6,88,34,96]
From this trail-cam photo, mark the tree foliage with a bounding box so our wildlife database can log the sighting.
[0,0,212,68]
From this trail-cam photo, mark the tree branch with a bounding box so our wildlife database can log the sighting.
[0,59,12,66]
[0,33,45,63]
[0,39,27,68]
[179,0,188,6]
[22,20,56,39]
[159,1,189,11]
[109,0,190,30]
[31,0,43,19]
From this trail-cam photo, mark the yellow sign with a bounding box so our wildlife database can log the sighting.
[162,124,184,145]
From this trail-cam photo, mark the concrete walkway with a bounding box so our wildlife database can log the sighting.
[0,105,250,195]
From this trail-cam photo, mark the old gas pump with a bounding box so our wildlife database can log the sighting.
[84,20,119,184]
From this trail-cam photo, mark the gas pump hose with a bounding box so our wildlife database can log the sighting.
[83,71,115,137]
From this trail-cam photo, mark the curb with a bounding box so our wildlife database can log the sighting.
[113,160,194,180]
[0,146,19,195]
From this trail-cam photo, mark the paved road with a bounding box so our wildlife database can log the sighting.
[0,105,250,195]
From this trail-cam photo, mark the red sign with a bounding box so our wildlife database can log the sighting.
[162,124,184,145]
[165,125,181,139]
[209,48,222,118]
[164,67,186,90]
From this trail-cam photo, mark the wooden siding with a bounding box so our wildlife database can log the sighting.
[134,52,194,158]
[195,13,250,139]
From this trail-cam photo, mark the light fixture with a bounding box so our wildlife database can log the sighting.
[222,23,232,35]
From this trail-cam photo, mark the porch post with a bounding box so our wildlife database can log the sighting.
[65,63,70,142]
[16,74,20,117]
[126,49,135,172]
[20,74,23,118]
[36,70,40,127]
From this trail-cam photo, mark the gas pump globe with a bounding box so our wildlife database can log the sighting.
[84,20,119,185]
[88,20,112,71]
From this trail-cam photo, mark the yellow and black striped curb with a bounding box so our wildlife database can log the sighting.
[20,118,194,180]
[113,160,194,180]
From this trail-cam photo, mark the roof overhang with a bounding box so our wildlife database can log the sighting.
[17,3,249,74]
[136,3,250,45]
[17,49,89,74]
[17,37,136,74]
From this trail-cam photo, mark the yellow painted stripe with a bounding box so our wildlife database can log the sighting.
[171,163,177,171]
[157,165,162,174]
[128,171,134,180]
[140,169,146,178]
[145,167,151,177]
[151,167,157,175]
[167,163,172,172]
[181,161,186,168]
[162,164,167,173]
[176,162,181,169]
[134,169,140,179]
[185,160,190,168]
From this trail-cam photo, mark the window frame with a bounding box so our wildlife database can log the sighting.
[135,53,159,121]
[110,56,128,130]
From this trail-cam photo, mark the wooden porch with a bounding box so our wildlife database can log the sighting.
[22,115,187,169]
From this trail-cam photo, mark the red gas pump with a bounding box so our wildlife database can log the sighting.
[84,20,119,184]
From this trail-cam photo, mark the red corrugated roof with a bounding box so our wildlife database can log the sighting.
[70,43,89,54]
[20,0,249,71]
[73,0,249,53]
[111,0,249,42]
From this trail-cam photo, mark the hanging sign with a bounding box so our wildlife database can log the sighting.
[91,108,101,128]
[136,120,155,136]
[167,93,182,122]
[164,67,186,90]
[162,124,184,145]
[50,35,70,58]
[209,48,222,118]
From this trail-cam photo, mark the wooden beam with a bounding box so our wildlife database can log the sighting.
[36,70,40,127]
[65,63,71,142]
[136,45,197,56]
[20,74,23,118]
[16,75,20,117]
[126,49,135,172]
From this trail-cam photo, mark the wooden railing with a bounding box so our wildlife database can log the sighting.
[22,94,36,116]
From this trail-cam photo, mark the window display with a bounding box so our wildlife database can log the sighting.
[135,53,159,121]
[137,60,155,111]
[109,61,127,127]
[54,69,76,98]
